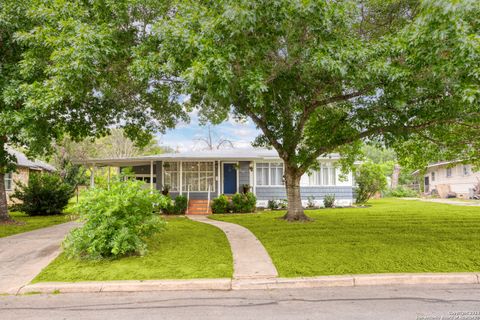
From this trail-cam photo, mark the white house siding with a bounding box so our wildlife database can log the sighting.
[238,161,251,188]
[425,164,480,198]
[255,161,354,207]
[255,186,353,207]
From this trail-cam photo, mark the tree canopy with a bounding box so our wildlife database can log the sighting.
[0,0,183,220]
[130,0,480,219]
[1,0,479,221]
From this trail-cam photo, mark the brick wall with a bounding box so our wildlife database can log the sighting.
[6,167,30,204]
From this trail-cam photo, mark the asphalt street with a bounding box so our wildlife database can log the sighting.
[1,284,479,320]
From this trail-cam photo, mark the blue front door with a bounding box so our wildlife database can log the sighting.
[223,163,237,194]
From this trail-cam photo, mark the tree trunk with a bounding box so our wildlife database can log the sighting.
[0,172,11,222]
[391,164,401,189]
[282,166,312,222]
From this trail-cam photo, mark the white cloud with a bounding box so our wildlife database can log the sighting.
[231,128,257,138]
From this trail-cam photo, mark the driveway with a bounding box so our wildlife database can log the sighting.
[0,222,78,294]
[403,197,480,206]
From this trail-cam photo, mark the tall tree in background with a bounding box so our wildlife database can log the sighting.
[0,0,184,221]
[132,0,480,220]
[194,126,234,151]
[53,129,167,168]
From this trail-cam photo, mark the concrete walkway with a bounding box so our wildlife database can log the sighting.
[187,215,278,280]
[403,197,480,206]
[0,222,78,294]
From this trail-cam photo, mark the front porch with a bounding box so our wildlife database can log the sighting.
[79,149,355,212]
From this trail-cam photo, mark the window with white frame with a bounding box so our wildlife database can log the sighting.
[431,171,435,182]
[256,163,270,186]
[446,167,452,178]
[163,162,179,191]
[302,164,336,186]
[181,162,215,192]
[4,172,13,191]
[256,162,284,186]
[270,163,284,185]
[463,165,471,176]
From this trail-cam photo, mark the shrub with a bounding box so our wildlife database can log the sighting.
[306,196,316,209]
[211,194,230,213]
[354,162,387,204]
[384,186,418,198]
[63,180,167,259]
[267,199,279,210]
[278,199,288,209]
[231,192,257,213]
[323,194,335,208]
[163,195,188,215]
[11,172,74,216]
[163,197,175,214]
[173,195,188,214]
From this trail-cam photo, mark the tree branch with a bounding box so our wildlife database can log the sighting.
[297,90,367,134]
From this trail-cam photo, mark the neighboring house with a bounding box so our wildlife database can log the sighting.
[4,149,56,204]
[78,148,355,212]
[414,161,480,199]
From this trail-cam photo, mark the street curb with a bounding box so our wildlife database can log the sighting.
[18,273,480,294]
[19,279,232,294]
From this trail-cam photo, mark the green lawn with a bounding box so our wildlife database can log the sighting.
[0,212,73,238]
[33,216,233,282]
[211,199,480,277]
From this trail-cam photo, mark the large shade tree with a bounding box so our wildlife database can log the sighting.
[0,0,185,221]
[130,0,480,220]
[2,0,479,222]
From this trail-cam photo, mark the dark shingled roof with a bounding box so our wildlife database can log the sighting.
[8,148,55,172]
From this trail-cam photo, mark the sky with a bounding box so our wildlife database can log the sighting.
[156,110,261,152]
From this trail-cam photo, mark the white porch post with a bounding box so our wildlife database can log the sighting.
[217,161,220,195]
[253,161,256,195]
[107,166,111,190]
[150,160,154,191]
[179,161,183,195]
[90,164,96,188]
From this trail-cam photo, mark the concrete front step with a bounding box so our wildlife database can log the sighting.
[188,199,211,215]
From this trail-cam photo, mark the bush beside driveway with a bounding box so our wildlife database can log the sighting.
[211,199,480,277]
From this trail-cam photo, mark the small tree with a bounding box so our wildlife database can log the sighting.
[63,180,167,259]
[11,172,74,216]
[355,163,388,204]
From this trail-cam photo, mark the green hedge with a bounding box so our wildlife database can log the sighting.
[163,194,188,215]
[10,172,74,216]
[212,193,257,214]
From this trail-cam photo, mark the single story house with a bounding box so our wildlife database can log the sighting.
[4,149,56,204]
[78,148,355,212]
[413,161,480,198]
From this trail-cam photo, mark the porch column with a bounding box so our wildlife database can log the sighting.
[150,160,154,191]
[253,161,256,195]
[217,160,220,195]
[90,164,95,188]
[179,160,183,195]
